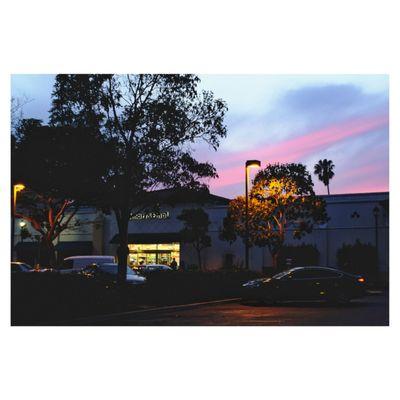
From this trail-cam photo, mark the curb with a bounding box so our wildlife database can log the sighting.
[53,297,241,325]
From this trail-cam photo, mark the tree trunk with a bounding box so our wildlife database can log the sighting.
[269,245,282,271]
[327,184,330,195]
[38,238,56,267]
[197,247,202,272]
[272,252,279,270]
[115,208,129,285]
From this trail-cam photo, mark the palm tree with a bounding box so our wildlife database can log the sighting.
[314,159,335,195]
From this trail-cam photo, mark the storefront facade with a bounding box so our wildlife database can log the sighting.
[14,190,389,274]
[103,191,235,270]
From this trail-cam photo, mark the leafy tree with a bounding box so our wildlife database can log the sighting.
[221,163,328,269]
[15,192,80,266]
[49,74,227,282]
[12,121,111,266]
[11,95,32,134]
[178,208,212,271]
[314,159,335,195]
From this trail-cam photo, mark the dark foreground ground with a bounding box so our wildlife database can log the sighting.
[64,292,389,326]
[12,272,388,326]
[11,271,260,325]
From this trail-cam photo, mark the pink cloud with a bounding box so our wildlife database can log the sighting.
[337,163,384,182]
[211,113,388,190]
[338,180,388,194]
[334,163,388,194]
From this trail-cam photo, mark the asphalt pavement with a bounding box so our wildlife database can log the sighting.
[67,292,389,326]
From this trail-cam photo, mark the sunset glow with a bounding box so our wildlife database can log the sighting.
[11,74,389,198]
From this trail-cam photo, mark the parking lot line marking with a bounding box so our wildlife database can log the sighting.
[54,298,242,325]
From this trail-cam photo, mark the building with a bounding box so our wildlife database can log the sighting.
[14,190,389,276]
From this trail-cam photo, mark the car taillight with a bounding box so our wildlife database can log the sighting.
[357,277,365,283]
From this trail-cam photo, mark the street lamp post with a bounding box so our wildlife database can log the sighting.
[245,160,261,270]
[373,206,380,285]
[11,183,25,261]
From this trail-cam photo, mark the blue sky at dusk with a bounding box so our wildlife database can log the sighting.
[11,74,389,198]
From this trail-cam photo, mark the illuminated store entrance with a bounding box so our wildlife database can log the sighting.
[110,232,182,267]
[128,242,180,267]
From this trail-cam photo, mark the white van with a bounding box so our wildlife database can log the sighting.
[59,255,115,274]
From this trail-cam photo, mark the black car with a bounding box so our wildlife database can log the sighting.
[241,266,366,304]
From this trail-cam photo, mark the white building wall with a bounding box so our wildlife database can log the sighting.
[252,192,389,271]
[100,192,388,272]
[16,192,388,272]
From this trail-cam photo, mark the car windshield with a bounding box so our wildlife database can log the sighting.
[272,270,291,280]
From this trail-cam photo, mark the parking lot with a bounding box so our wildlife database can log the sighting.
[69,292,389,326]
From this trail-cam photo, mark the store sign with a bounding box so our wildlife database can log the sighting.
[130,211,170,220]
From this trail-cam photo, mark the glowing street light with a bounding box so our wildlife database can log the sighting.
[13,183,25,214]
[11,183,25,261]
[245,160,261,270]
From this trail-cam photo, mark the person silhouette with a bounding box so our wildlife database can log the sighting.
[170,258,178,270]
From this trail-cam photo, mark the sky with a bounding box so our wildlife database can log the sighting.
[11,74,389,198]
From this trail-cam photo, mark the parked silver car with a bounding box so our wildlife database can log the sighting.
[81,263,147,285]
[11,262,34,273]
[11,262,56,273]
[59,255,115,274]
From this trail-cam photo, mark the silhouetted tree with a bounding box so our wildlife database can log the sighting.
[12,121,111,266]
[221,163,328,269]
[50,74,227,282]
[178,208,211,271]
[11,95,32,134]
[314,159,335,195]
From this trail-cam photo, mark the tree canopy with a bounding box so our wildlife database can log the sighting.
[221,163,328,269]
[12,120,111,265]
[13,120,111,201]
[314,159,335,195]
[49,74,227,281]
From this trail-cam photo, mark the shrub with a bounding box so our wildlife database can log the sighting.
[336,239,377,276]
[277,244,320,269]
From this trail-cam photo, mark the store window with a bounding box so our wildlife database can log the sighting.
[128,243,180,268]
